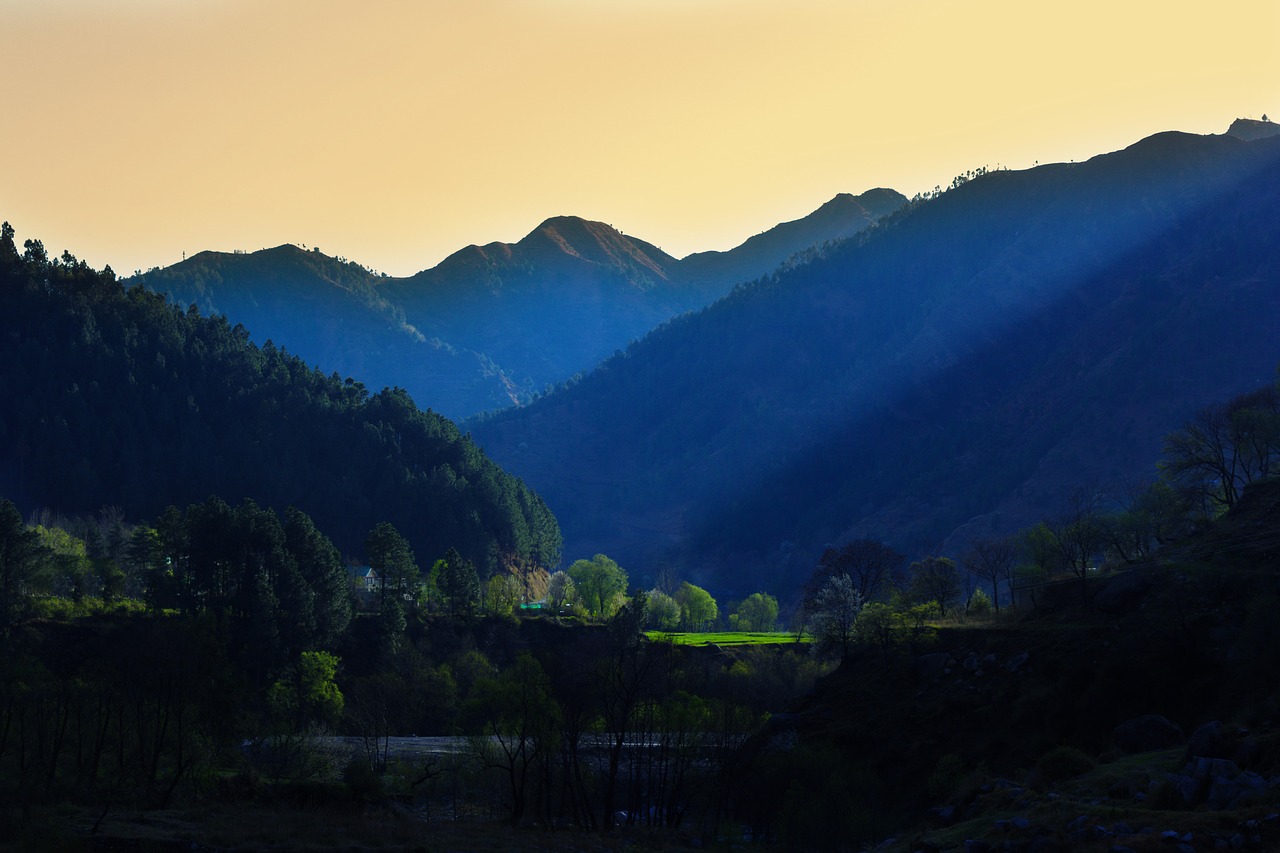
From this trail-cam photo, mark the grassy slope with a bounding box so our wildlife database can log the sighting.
[644,631,805,647]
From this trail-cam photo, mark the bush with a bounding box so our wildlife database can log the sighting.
[966,588,993,617]
[1034,745,1095,784]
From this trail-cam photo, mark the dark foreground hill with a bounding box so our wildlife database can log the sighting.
[734,479,1280,851]
[471,129,1280,597]
[133,190,904,419]
[0,226,560,572]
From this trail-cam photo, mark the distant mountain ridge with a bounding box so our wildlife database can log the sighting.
[679,188,905,285]
[1227,117,1280,141]
[470,127,1280,598]
[132,189,906,419]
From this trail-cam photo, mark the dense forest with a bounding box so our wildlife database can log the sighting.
[0,222,560,575]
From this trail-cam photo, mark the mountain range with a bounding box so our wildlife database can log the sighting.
[24,120,1280,604]
[470,126,1280,598]
[133,189,905,419]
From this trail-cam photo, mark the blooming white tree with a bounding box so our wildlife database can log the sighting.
[809,574,862,659]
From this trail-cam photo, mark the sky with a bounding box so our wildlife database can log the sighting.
[2,0,1276,278]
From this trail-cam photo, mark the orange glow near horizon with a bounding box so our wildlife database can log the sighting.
[2,0,1277,277]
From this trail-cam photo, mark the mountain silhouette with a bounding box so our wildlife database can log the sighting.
[471,127,1280,597]
[133,190,904,419]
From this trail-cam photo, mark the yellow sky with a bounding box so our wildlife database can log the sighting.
[2,0,1276,277]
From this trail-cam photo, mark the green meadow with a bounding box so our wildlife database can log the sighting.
[644,630,806,647]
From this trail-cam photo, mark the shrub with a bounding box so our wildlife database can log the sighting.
[1035,745,1095,784]
[966,588,993,617]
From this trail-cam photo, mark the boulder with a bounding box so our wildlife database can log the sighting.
[1185,720,1229,761]
[1094,570,1152,612]
[916,653,953,679]
[1207,770,1267,810]
[1114,714,1184,753]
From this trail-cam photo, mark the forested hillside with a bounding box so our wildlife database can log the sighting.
[471,131,1280,597]
[0,225,560,573]
[134,190,904,419]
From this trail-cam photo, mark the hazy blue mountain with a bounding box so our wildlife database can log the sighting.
[471,128,1280,598]
[132,190,905,419]
[679,187,905,286]
[133,245,518,417]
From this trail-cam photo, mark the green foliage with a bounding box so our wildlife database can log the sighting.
[674,580,718,631]
[729,591,779,632]
[32,523,92,599]
[966,587,993,617]
[906,556,961,616]
[283,507,352,647]
[438,547,481,618]
[269,650,345,732]
[854,601,901,654]
[644,630,801,646]
[28,595,147,620]
[0,499,47,634]
[544,569,576,612]
[485,572,521,618]
[643,588,681,630]
[566,553,627,619]
[365,522,418,609]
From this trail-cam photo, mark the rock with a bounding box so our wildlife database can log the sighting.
[1207,770,1267,810]
[1186,720,1229,760]
[1114,714,1184,753]
[1005,652,1030,673]
[963,653,979,672]
[1188,756,1241,781]
[916,653,953,679]
[1094,569,1152,612]
[1166,772,1203,805]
